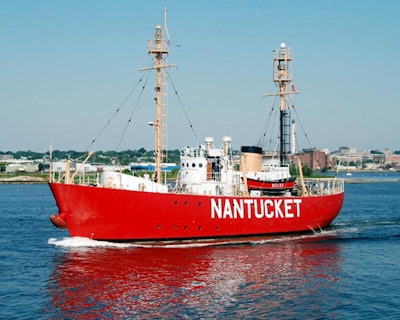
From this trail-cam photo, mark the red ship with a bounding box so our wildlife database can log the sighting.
[49,9,344,242]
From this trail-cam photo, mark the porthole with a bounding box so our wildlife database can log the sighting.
[192,163,196,168]
[184,201,188,206]
[198,226,202,230]
[157,224,161,229]
[184,225,188,230]
[199,163,203,168]
[174,200,178,205]
[198,202,202,206]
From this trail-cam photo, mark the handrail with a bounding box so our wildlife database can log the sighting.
[300,178,344,196]
[68,151,94,184]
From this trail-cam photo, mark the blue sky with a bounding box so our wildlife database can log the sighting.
[1,0,399,153]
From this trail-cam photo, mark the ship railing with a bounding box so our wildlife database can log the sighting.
[209,171,222,182]
[148,39,170,53]
[263,164,290,173]
[300,178,344,196]
[180,147,206,158]
[50,170,100,186]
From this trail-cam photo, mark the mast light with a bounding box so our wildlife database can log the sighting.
[155,25,162,39]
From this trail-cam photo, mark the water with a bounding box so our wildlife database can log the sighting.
[332,170,400,182]
[0,182,399,319]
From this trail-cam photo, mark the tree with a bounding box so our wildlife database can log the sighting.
[302,165,313,177]
[289,164,312,177]
[289,164,298,176]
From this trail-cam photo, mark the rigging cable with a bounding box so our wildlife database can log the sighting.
[167,71,199,146]
[290,98,323,169]
[257,95,278,147]
[116,70,152,151]
[269,105,280,152]
[290,103,313,149]
[84,65,152,151]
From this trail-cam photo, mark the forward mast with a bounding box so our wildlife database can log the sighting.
[140,8,175,184]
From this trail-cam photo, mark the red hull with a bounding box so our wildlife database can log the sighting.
[49,182,344,241]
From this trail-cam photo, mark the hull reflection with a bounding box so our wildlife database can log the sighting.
[47,239,341,318]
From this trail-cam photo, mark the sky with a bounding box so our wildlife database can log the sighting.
[1,0,399,153]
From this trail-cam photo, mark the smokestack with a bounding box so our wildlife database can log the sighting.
[222,136,232,156]
[204,137,214,151]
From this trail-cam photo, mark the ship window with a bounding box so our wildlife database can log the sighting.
[216,226,219,230]
[157,224,162,229]
[174,200,178,205]
[184,201,188,206]
[184,225,188,230]
[199,163,203,168]
[192,163,196,168]
[198,202,202,206]
[198,226,202,230]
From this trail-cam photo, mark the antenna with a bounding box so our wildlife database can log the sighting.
[163,7,170,40]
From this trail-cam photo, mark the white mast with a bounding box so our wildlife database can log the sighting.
[291,119,296,154]
[140,8,175,184]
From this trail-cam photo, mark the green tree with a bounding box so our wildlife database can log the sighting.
[302,165,313,177]
[289,164,298,176]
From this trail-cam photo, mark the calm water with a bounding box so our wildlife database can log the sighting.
[334,170,400,181]
[0,180,399,319]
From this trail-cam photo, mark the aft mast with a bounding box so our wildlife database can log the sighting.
[273,43,293,165]
[141,8,175,184]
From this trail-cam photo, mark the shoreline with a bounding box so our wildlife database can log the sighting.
[0,175,48,184]
[344,179,400,183]
[0,175,399,185]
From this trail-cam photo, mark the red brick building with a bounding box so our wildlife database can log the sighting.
[293,149,331,170]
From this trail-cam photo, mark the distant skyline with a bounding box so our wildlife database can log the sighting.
[1,0,399,153]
